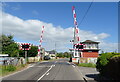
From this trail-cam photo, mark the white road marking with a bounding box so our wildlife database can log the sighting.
[46,73,49,76]
[37,65,53,81]
[67,62,71,65]
[53,65,55,67]
[72,65,75,68]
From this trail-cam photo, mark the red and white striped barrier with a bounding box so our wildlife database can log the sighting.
[37,26,44,57]
[72,6,80,42]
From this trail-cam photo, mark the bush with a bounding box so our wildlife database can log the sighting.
[112,55,120,58]
[104,57,120,80]
[96,52,120,76]
[96,53,113,75]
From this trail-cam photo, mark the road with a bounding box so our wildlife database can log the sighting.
[2,58,85,82]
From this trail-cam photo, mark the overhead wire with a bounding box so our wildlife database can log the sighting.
[78,0,94,27]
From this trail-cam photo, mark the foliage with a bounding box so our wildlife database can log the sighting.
[28,46,38,57]
[0,34,19,57]
[19,50,24,57]
[6,65,16,71]
[96,52,119,75]
[56,52,63,57]
[19,46,38,57]
[2,65,16,72]
[78,63,96,68]
[112,55,120,58]
[56,52,70,58]
[105,57,120,80]
[0,64,27,76]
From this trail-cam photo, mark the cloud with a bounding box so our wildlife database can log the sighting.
[1,11,118,52]
[99,41,118,53]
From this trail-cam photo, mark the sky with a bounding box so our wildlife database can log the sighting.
[1,2,118,52]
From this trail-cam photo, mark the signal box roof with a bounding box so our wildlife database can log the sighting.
[81,40,99,44]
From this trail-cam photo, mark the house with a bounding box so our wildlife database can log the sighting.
[80,40,100,63]
[80,40,100,58]
[69,40,100,63]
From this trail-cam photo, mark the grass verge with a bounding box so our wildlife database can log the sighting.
[0,64,28,76]
[77,63,96,68]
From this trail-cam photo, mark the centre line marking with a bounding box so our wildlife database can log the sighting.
[72,65,75,68]
[53,65,55,67]
[46,73,49,76]
[37,65,53,81]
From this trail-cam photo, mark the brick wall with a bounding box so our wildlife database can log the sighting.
[82,52,98,57]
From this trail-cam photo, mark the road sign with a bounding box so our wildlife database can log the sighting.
[20,43,31,50]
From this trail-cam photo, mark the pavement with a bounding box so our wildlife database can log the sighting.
[1,58,86,82]
[77,66,99,82]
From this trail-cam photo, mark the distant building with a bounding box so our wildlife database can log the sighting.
[80,40,100,58]
[45,50,56,59]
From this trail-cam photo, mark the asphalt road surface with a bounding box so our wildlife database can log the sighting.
[2,58,85,82]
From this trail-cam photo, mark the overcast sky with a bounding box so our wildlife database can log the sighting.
[1,2,118,52]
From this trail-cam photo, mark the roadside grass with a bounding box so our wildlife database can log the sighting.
[0,64,28,76]
[77,63,96,68]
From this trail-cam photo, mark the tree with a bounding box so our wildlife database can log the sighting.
[28,46,38,57]
[56,52,70,58]
[56,53,63,57]
[64,52,70,58]
[0,34,19,57]
[19,46,38,57]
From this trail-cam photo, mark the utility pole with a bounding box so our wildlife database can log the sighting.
[25,50,27,64]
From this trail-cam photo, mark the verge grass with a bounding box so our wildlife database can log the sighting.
[0,64,28,76]
[77,63,96,68]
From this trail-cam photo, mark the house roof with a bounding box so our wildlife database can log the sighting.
[81,40,99,44]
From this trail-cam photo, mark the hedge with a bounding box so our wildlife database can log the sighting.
[96,53,120,80]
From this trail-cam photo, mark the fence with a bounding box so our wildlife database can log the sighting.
[0,57,26,66]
